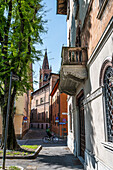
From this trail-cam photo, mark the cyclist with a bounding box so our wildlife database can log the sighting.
[46,126,52,138]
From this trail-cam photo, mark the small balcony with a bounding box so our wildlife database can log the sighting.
[59,47,88,95]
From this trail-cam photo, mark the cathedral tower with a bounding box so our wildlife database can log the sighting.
[39,50,52,88]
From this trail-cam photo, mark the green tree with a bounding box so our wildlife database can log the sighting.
[0,0,46,150]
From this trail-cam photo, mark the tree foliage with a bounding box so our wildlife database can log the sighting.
[0,0,47,150]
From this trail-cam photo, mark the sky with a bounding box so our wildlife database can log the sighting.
[33,0,67,90]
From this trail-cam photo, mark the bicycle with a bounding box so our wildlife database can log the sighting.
[42,134,59,143]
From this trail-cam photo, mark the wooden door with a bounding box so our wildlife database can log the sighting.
[78,94,85,159]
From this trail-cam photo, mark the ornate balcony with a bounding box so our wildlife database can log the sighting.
[59,47,88,95]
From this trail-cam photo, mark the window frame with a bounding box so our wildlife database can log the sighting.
[97,0,109,19]
[40,97,43,104]
[103,66,113,143]
[36,100,38,106]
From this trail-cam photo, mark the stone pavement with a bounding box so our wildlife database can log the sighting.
[0,146,83,170]
[0,129,84,170]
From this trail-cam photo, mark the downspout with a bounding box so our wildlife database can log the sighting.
[59,94,60,137]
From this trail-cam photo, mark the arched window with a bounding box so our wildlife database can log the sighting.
[104,66,113,142]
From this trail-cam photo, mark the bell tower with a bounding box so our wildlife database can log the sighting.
[39,49,52,88]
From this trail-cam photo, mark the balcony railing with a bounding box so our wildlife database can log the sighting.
[61,47,87,65]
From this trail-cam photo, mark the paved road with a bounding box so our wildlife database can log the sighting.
[0,129,84,170]
[0,146,83,170]
[22,128,47,140]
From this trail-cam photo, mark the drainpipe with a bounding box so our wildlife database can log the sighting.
[59,94,60,138]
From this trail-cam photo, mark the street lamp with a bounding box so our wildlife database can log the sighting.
[2,72,19,169]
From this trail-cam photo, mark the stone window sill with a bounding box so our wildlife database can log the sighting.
[97,0,108,19]
[101,142,113,152]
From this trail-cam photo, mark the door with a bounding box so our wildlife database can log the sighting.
[78,94,85,159]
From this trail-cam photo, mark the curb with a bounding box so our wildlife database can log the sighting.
[0,145,42,159]
[0,166,24,170]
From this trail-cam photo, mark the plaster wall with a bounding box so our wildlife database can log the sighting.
[0,93,30,138]
[67,96,74,153]
[83,27,113,169]
[15,93,30,137]
[67,18,113,170]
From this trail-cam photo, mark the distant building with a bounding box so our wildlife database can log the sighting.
[31,50,59,129]
[50,78,68,137]
[31,83,50,129]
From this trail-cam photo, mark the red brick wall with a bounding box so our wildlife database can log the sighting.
[51,90,68,137]
[81,0,113,58]
[39,68,51,88]
[60,93,68,137]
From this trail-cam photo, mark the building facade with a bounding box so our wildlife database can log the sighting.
[56,0,113,170]
[0,91,31,139]
[50,78,68,137]
[31,50,59,129]
[31,50,51,129]
[31,83,50,129]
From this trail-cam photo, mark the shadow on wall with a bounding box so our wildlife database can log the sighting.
[85,98,99,169]
[81,0,92,50]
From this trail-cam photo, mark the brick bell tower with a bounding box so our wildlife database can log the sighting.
[39,49,52,88]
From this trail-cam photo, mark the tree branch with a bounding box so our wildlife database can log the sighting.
[2,0,12,59]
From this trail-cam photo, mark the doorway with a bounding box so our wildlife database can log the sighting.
[78,91,85,159]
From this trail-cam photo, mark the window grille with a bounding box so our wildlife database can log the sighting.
[104,66,113,142]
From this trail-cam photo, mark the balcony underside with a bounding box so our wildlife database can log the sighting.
[59,65,87,95]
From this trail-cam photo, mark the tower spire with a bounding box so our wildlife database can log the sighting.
[42,49,49,69]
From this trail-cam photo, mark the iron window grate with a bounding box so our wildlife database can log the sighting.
[104,67,113,142]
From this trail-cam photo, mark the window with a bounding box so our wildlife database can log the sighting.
[40,98,43,104]
[69,104,72,131]
[46,111,48,119]
[40,74,43,81]
[36,100,38,106]
[42,112,44,120]
[68,29,71,47]
[104,66,113,142]
[99,0,105,7]
[97,0,108,19]
[57,92,59,104]
[38,113,40,120]
[43,74,49,81]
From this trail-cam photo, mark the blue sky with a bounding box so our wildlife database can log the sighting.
[33,0,67,90]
